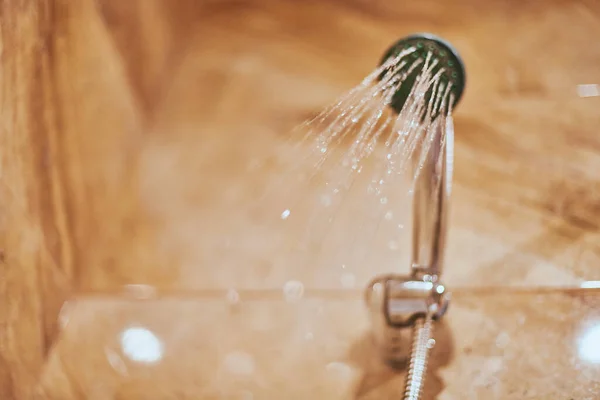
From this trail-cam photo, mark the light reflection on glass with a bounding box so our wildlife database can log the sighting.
[577,84,600,98]
[122,284,157,299]
[325,361,353,382]
[578,323,600,364]
[580,280,600,289]
[120,326,164,364]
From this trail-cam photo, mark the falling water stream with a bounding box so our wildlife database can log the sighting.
[253,46,455,289]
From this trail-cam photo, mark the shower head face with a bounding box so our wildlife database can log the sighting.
[379,33,466,115]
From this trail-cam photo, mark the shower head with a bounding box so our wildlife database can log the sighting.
[379,33,466,115]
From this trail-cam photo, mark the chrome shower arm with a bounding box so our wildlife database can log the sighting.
[411,116,453,282]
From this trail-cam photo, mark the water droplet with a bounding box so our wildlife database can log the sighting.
[384,211,393,220]
[495,332,510,349]
[386,153,392,160]
[340,272,356,288]
[281,209,291,220]
[223,351,255,376]
[320,147,327,154]
[226,288,240,305]
[58,301,72,330]
[380,197,388,205]
[426,339,436,349]
[351,117,359,123]
[283,280,304,302]
[105,347,129,377]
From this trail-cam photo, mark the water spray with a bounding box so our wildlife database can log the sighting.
[365,33,466,400]
[380,33,466,114]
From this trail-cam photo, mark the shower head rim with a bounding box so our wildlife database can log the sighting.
[379,32,466,113]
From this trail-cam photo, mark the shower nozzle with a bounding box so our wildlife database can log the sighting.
[379,33,466,115]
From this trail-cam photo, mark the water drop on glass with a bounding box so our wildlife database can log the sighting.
[380,197,388,205]
[283,280,304,302]
[226,288,240,305]
[281,209,291,220]
[105,347,129,377]
[384,211,393,220]
[495,332,510,349]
